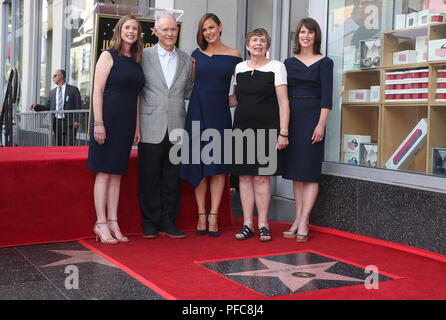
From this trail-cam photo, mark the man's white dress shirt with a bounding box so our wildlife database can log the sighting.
[157,43,178,89]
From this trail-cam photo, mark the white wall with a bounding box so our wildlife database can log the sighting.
[174,0,207,55]
[174,0,240,55]
[156,0,175,9]
[208,0,238,49]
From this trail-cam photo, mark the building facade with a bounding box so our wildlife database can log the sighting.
[1,0,445,254]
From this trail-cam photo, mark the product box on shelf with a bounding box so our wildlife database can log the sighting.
[438,78,446,89]
[385,69,429,97]
[417,9,432,26]
[436,88,446,100]
[416,36,428,62]
[385,118,428,170]
[406,12,418,28]
[344,152,359,165]
[360,143,378,167]
[360,38,381,69]
[432,148,446,176]
[395,14,406,29]
[428,39,446,61]
[385,78,428,89]
[393,50,417,64]
[343,134,371,154]
[431,13,445,23]
[370,86,380,102]
[348,89,370,102]
[385,88,428,101]
[387,69,429,80]
[438,69,446,78]
[344,45,357,71]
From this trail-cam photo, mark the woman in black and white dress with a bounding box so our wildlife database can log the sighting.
[231,28,290,242]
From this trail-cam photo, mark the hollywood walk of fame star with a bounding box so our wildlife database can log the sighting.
[40,250,117,269]
[225,258,365,292]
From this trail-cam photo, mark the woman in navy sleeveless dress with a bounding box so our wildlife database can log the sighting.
[179,13,242,237]
[87,49,144,174]
[87,16,145,244]
[282,18,333,243]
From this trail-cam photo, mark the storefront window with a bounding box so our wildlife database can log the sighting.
[5,3,12,85]
[66,0,94,111]
[11,0,23,110]
[65,0,155,112]
[289,1,310,57]
[40,0,53,104]
[246,0,274,58]
[327,0,446,177]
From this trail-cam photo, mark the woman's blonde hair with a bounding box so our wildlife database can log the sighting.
[108,15,144,63]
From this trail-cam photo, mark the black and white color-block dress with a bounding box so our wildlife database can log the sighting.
[231,60,288,176]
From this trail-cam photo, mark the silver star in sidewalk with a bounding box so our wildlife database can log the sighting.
[226,258,365,292]
[40,250,117,268]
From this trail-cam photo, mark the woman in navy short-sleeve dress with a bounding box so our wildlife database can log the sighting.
[282,18,333,243]
[87,15,145,244]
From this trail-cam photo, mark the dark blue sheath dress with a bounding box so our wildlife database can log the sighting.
[282,56,333,182]
[87,49,145,175]
[179,49,242,189]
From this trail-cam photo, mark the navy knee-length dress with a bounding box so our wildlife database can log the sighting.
[87,49,145,175]
[179,49,242,189]
[282,56,333,182]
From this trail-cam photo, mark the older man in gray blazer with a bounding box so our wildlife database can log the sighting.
[138,13,193,239]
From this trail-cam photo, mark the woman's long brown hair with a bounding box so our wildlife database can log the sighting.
[196,13,222,51]
[293,18,322,55]
[108,15,144,63]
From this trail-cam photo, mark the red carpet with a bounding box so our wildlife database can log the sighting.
[0,147,233,247]
[80,219,446,300]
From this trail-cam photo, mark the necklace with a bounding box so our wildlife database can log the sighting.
[248,58,269,75]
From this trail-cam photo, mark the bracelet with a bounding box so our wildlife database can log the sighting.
[279,133,288,138]
[94,121,104,126]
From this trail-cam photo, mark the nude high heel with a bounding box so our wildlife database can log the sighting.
[94,222,118,244]
[107,219,129,242]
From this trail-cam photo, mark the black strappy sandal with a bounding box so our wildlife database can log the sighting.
[235,225,255,240]
[196,213,208,236]
[208,213,220,237]
[259,226,272,242]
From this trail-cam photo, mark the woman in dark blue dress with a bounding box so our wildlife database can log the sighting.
[282,18,333,243]
[87,15,145,244]
[179,13,242,237]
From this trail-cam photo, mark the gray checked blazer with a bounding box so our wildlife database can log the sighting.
[139,44,193,144]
